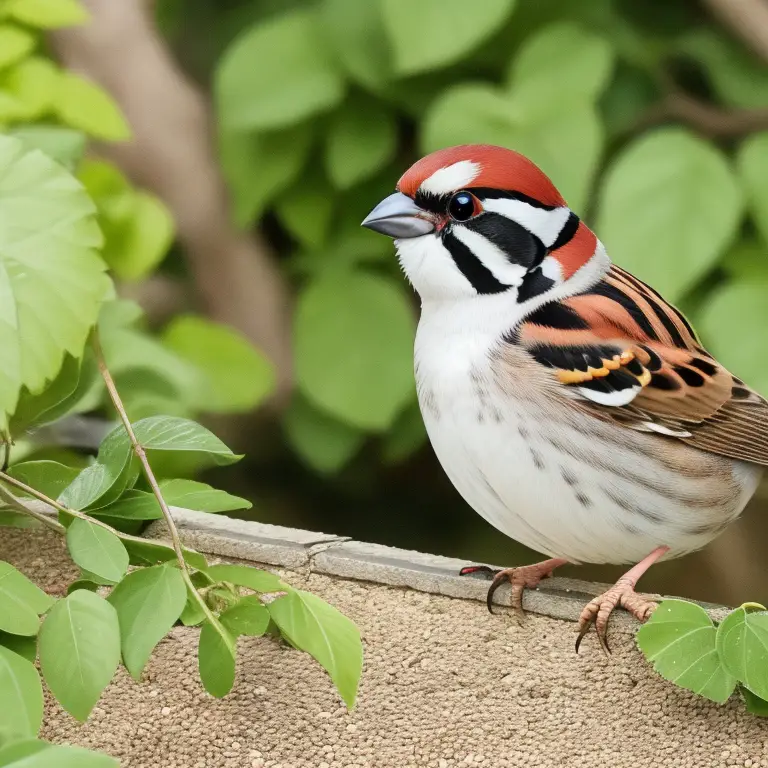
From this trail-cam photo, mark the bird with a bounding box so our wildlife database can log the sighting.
[361,144,768,651]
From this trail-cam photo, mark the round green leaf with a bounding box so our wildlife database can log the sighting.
[381,0,516,75]
[696,280,768,396]
[0,645,43,743]
[325,98,397,190]
[7,126,86,171]
[163,314,275,414]
[206,564,287,593]
[219,125,312,228]
[737,132,768,249]
[38,590,120,721]
[636,599,736,704]
[506,22,615,118]
[66,518,128,584]
[0,739,118,768]
[107,564,186,679]
[0,25,35,71]
[0,561,52,636]
[319,0,393,89]
[422,83,603,213]
[716,606,768,700]
[4,0,89,28]
[220,596,270,637]
[284,396,365,474]
[597,128,743,300]
[54,73,130,141]
[0,135,109,431]
[0,632,36,663]
[198,621,236,698]
[7,460,80,501]
[275,173,334,249]
[295,272,415,431]
[3,58,61,121]
[216,9,345,131]
[268,589,362,708]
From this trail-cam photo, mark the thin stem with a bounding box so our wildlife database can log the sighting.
[2,437,10,472]
[91,332,223,634]
[0,483,66,534]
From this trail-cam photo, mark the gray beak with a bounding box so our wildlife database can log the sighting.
[361,192,435,238]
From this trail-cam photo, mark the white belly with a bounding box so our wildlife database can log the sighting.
[414,301,762,565]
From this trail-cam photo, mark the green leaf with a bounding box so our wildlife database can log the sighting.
[284,396,364,474]
[1,57,60,121]
[679,28,768,110]
[179,595,205,627]
[0,632,36,663]
[206,564,287,593]
[216,9,345,131]
[0,135,109,431]
[103,191,174,281]
[220,596,270,637]
[0,740,118,767]
[319,0,392,89]
[381,0,516,75]
[268,589,362,708]
[122,538,207,572]
[636,599,736,704]
[325,97,397,190]
[163,315,275,414]
[38,590,120,721]
[0,646,43,743]
[0,561,52,636]
[381,399,427,463]
[597,128,743,300]
[695,281,768,397]
[198,621,236,698]
[107,564,186,679]
[65,579,100,595]
[295,271,416,431]
[6,461,80,501]
[737,133,768,249]
[7,126,86,170]
[96,479,251,520]
[0,25,35,70]
[506,22,615,118]
[742,686,768,717]
[66,518,128,584]
[275,173,334,249]
[422,84,603,213]
[722,240,768,282]
[716,606,768,700]
[218,124,312,228]
[4,0,88,28]
[54,72,131,141]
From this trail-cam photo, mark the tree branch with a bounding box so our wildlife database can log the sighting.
[701,0,768,66]
[633,91,768,137]
[50,0,293,408]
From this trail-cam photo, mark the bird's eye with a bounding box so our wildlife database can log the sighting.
[448,191,479,222]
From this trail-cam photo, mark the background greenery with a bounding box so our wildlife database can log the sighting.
[3,0,768,607]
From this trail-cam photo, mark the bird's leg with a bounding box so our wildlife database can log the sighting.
[575,545,670,654]
[460,558,568,618]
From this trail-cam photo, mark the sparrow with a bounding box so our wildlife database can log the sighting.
[361,144,768,651]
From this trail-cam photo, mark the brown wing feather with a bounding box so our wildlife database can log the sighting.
[518,266,768,467]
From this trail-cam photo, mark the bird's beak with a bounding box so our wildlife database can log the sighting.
[361,192,436,238]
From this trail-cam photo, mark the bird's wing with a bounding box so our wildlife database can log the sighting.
[517,265,768,466]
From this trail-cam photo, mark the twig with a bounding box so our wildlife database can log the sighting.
[0,483,66,534]
[632,91,768,138]
[91,332,226,637]
[701,0,768,66]
[50,0,294,409]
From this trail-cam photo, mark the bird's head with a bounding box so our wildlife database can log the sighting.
[362,144,608,305]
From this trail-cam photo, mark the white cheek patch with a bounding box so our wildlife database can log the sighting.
[395,235,477,301]
[419,160,481,196]
[539,255,563,282]
[451,226,526,287]
[483,198,571,248]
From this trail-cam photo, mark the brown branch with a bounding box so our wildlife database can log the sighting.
[632,91,768,137]
[701,0,768,66]
[50,0,293,408]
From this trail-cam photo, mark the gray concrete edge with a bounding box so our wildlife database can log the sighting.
[24,501,728,635]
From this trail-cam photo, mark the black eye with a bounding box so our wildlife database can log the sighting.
[448,191,477,222]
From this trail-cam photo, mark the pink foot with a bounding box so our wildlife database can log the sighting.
[461,558,567,617]
[575,545,669,654]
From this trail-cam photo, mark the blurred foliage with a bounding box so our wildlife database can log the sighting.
[154,0,768,475]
